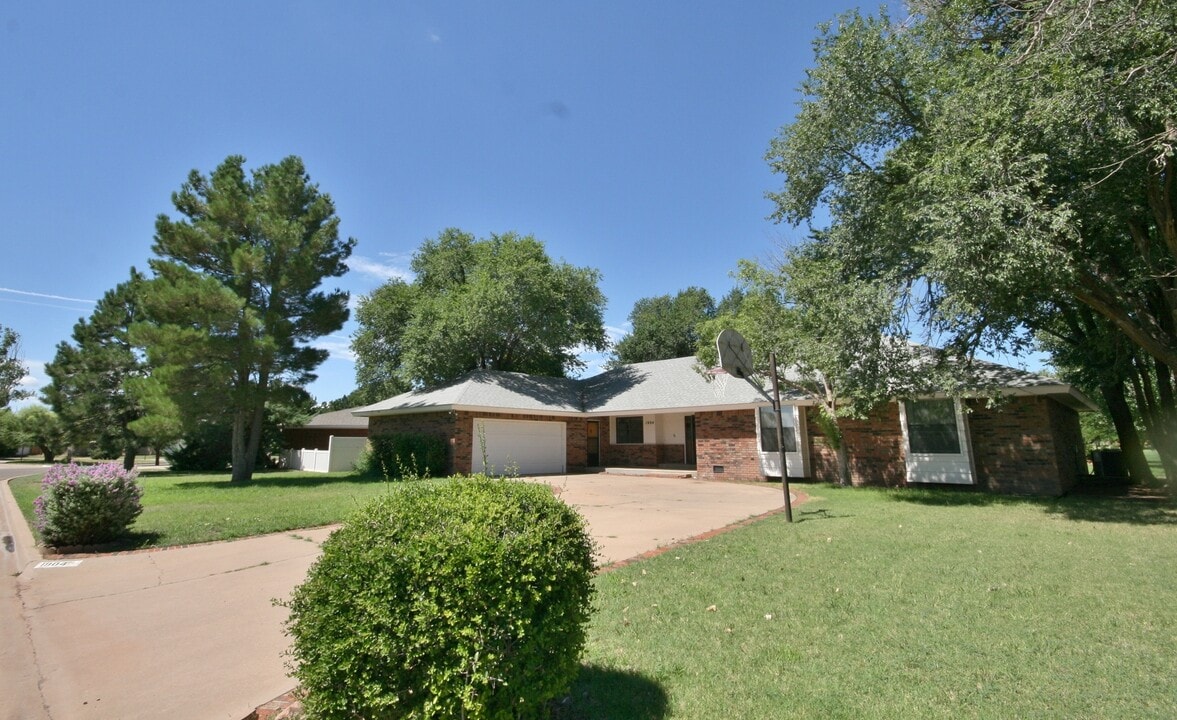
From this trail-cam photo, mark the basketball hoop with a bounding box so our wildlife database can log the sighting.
[716,329,753,379]
[715,329,794,523]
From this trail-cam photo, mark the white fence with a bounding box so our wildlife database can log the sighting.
[283,435,368,473]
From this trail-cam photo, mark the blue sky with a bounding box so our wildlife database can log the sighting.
[2,2,868,407]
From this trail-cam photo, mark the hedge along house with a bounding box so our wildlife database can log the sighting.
[354,355,1096,496]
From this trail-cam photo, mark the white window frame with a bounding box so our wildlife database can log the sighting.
[899,398,976,485]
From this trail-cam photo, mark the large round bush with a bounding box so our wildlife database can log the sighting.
[284,477,596,720]
[34,463,143,547]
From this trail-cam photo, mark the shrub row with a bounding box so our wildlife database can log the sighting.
[362,432,448,479]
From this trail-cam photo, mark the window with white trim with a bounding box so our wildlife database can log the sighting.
[905,399,961,454]
[758,406,798,453]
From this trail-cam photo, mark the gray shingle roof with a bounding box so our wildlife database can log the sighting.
[582,357,772,414]
[353,353,1093,417]
[354,371,584,417]
[299,407,370,429]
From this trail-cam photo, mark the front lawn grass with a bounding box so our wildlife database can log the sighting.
[568,484,1177,719]
[8,469,397,549]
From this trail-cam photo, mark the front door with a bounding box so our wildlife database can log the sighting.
[586,420,600,467]
[684,415,697,466]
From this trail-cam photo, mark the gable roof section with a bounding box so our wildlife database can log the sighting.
[354,370,584,417]
[583,356,772,414]
[354,356,773,418]
[296,407,370,429]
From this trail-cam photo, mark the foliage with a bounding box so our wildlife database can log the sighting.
[14,405,66,462]
[350,279,417,405]
[0,324,30,409]
[43,269,150,469]
[133,155,355,482]
[284,477,596,720]
[1038,306,1160,480]
[611,287,717,366]
[352,228,609,391]
[0,410,19,456]
[765,0,1177,476]
[33,462,143,547]
[364,432,448,479]
[164,420,234,472]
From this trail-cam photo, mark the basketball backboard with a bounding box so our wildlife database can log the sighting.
[716,329,753,379]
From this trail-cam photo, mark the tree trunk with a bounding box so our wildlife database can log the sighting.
[1131,356,1177,484]
[245,401,267,472]
[1100,383,1154,484]
[122,444,136,472]
[835,441,852,487]
[230,407,253,483]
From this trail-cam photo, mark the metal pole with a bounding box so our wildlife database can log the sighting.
[769,351,794,522]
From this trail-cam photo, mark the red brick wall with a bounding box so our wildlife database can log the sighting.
[967,397,1084,496]
[804,397,1085,495]
[804,405,906,487]
[694,410,766,483]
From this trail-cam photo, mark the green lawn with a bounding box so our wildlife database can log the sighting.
[566,485,1177,719]
[8,469,398,549]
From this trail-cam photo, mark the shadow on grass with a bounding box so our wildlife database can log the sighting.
[553,664,668,720]
[170,473,391,491]
[888,484,1177,526]
[795,507,853,523]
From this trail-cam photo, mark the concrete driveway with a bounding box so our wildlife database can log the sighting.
[1,468,791,720]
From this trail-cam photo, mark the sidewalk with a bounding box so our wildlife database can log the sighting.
[1,470,792,720]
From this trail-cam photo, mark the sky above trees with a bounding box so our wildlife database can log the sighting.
[0,1,872,407]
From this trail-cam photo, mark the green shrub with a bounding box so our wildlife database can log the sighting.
[367,432,448,479]
[34,463,143,547]
[165,422,232,472]
[284,477,596,719]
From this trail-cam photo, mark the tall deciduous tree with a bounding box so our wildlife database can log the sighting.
[352,229,608,391]
[15,405,65,462]
[612,287,717,366]
[698,250,920,486]
[134,155,354,482]
[44,270,150,469]
[767,0,1177,470]
[350,278,417,405]
[1,325,29,409]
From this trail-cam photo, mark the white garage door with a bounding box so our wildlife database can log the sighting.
[473,418,566,475]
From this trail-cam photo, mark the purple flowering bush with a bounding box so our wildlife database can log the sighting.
[34,463,143,547]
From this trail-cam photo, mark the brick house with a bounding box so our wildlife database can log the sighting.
[355,355,1094,496]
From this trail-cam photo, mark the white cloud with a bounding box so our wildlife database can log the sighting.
[9,359,48,409]
[0,287,95,305]
[313,337,356,363]
[427,31,442,43]
[346,255,413,282]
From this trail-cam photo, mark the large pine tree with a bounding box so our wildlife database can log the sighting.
[135,155,354,482]
[44,269,151,469]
